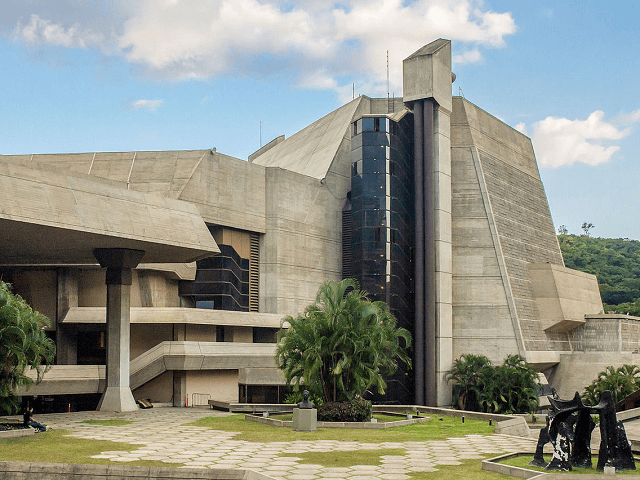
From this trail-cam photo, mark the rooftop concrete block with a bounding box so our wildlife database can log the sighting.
[403,39,453,111]
[528,263,603,332]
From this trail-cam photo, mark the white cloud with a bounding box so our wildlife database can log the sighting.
[530,111,631,168]
[13,14,103,48]
[453,50,482,65]
[514,122,527,134]
[129,99,163,111]
[615,108,640,124]
[8,0,517,96]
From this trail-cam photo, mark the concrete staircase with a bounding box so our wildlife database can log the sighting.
[21,341,278,395]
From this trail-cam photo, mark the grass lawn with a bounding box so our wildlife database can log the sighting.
[0,429,182,468]
[0,413,519,480]
[190,413,494,442]
[500,453,639,475]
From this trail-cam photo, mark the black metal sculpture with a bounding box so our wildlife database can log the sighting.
[530,389,635,472]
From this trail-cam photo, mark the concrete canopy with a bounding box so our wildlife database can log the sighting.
[0,158,219,265]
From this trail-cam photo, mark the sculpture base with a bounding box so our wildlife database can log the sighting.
[97,386,138,412]
[293,408,317,432]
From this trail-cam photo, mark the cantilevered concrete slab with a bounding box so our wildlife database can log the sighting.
[61,307,285,328]
[0,157,219,265]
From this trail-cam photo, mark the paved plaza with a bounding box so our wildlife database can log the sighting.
[4,407,541,480]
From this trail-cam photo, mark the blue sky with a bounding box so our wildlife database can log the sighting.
[1,1,638,239]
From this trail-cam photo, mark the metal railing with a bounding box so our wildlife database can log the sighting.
[191,392,211,407]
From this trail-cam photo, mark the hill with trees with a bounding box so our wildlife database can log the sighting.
[557,234,640,316]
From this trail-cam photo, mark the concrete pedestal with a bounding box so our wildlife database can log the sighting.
[292,408,317,432]
[94,248,145,412]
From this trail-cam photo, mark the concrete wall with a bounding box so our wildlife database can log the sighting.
[136,270,180,307]
[130,324,173,360]
[77,269,106,307]
[550,351,640,398]
[187,370,239,402]
[8,269,57,329]
[133,370,173,403]
[261,167,346,315]
[186,324,218,342]
[528,264,603,332]
[569,314,640,352]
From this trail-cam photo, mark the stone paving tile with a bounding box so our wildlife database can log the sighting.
[20,407,544,480]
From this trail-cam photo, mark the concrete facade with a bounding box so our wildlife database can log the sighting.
[1,38,637,409]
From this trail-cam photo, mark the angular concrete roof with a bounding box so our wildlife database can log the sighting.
[250,97,364,179]
[3,149,211,200]
[0,157,219,265]
[406,38,449,59]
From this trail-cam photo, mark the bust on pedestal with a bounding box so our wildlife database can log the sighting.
[293,390,317,432]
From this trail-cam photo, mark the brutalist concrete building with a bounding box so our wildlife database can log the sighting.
[1,39,636,412]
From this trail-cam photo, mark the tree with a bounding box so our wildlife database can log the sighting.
[445,353,491,411]
[276,278,412,403]
[557,225,569,236]
[446,354,540,414]
[0,281,56,414]
[582,365,640,405]
[581,222,595,237]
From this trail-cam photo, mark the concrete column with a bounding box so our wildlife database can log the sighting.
[94,248,145,412]
[433,105,453,407]
[173,371,187,407]
[403,39,453,406]
[56,268,78,365]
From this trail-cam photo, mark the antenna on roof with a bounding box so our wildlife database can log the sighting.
[458,86,464,98]
[387,50,390,112]
[353,83,355,100]
[260,121,262,147]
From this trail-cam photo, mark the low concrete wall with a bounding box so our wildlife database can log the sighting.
[375,405,532,438]
[245,414,430,429]
[481,453,629,479]
[0,428,33,439]
[0,462,274,479]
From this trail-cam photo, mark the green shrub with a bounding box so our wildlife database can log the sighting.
[446,354,539,414]
[582,365,640,405]
[317,397,372,422]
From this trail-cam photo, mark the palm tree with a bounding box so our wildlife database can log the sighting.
[445,354,491,411]
[276,278,412,403]
[0,281,56,414]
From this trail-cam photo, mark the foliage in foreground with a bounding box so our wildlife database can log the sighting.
[317,396,372,422]
[582,364,640,405]
[446,354,539,414]
[276,278,412,403]
[0,281,56,414]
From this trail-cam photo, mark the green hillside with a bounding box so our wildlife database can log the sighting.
[558,235,640,316]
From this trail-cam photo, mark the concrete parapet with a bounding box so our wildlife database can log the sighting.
[0,461,274,479]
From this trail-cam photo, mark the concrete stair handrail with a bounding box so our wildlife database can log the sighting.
[21,342,278,395]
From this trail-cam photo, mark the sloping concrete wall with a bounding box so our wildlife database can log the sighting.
[451,96,575,366]
[450,101,520,364]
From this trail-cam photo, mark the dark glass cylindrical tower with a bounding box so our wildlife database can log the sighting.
[348,114,414,404]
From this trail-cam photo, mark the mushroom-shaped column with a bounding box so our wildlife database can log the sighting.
[94,248,145,412]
